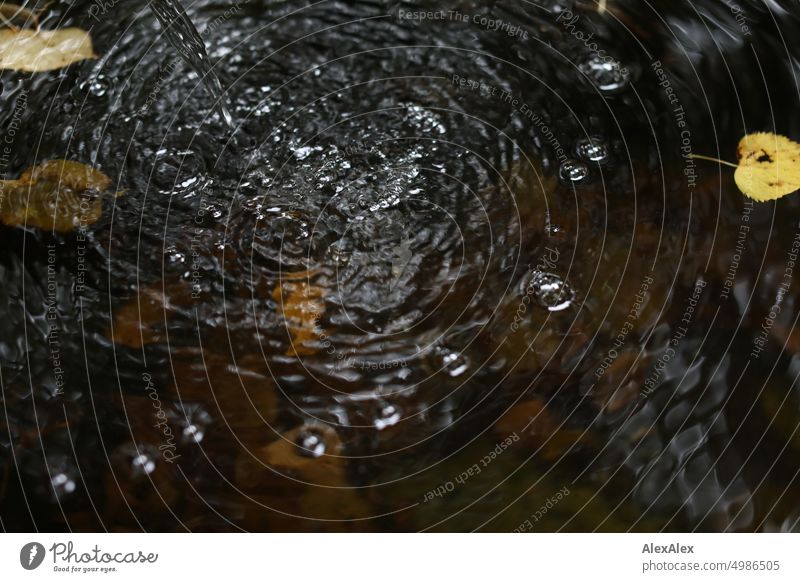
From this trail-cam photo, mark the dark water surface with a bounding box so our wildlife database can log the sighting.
[1,0,800,532]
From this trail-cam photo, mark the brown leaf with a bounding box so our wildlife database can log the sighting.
[272,276,326,356]
[0,160,114,232]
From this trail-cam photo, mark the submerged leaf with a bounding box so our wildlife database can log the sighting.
[0,27,95,72]
[272,276,326,356]
[0,160,115,232]
[734,133,800,202]
[109,283,195,348]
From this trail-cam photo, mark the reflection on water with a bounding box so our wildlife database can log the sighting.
[1,0,800,532]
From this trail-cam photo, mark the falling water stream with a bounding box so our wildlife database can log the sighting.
[148,0,233,127]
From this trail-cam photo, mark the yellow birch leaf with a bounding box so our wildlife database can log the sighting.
[733,133,800,202]
[0,27,95,72]
[691,132,800,202]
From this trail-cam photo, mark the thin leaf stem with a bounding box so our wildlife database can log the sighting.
[688,154,738,169]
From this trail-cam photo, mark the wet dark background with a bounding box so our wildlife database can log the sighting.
[1,0,800,531]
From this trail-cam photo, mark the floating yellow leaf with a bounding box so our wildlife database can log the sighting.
[0,160,115,232]
[0,27,95,72]
[691,132,800,202]
[734,133,800,201]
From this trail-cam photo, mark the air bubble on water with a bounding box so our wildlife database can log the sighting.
[295,428,326,458]
[435,347,470,377]
[524,272,575,311]
[374,403,401,430]
[559,159,589,183]
[132,454,156,475]
[579,54,630,92]
[575,137,610,163]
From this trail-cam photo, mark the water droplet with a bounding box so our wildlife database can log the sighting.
[575,137,609,163]
[295,428,326,457]
[374,403,401,430]
[559,159,589,183]
[523,272,575,311]
[579,55,630,92]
